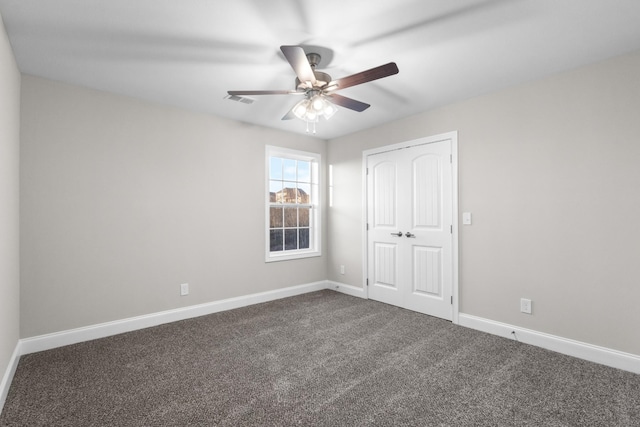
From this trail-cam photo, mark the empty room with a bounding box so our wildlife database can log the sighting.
[1,1,640,425]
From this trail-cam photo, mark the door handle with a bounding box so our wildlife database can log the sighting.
[405,232,416,238]
[390,232,403,237]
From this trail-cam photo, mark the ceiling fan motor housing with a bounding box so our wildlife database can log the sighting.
[306,52,321,67]
[294,52,332,91]
[296,71,332,91]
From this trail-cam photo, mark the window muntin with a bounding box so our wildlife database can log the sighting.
[266,146,320,262]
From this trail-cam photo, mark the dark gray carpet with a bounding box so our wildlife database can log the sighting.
[1,290,639,426]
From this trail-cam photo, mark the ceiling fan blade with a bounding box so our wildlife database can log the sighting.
[326,62,399,92]
[227,90,303,96]
[326,93,370,112]
[281,107,297,120]
[280,45,317,86]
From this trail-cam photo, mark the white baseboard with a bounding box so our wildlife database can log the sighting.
[458,313,640,375]
[0,342,21,412]
[20,280,329,356]
[328,280,367,298]
[12,284,639,388]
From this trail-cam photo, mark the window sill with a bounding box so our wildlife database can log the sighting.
[265,250,322,263]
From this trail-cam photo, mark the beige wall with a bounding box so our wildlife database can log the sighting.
[20,76,326,337]
[328,50,640,356]
[16,45,640,357]
[0,13,21,384]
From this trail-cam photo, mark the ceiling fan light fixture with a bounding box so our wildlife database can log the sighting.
[293,94,337,130]
[323,102,337,119]
[311,95,325,111]
[293,99,310,119]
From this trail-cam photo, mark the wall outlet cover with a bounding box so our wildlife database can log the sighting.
[180,283,189,296]
[520,298,532,314]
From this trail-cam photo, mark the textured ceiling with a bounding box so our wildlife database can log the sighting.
[2,0,640,139]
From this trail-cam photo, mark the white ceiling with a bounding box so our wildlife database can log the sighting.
[2,0,640,139]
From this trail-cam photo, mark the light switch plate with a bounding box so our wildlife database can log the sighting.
[462,212,472,225]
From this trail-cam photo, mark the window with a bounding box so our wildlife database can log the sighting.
[266,146,321,262]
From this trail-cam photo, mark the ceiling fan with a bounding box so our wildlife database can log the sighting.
[227,45,399,133]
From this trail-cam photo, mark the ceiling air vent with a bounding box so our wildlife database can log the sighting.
[224,94,255,104]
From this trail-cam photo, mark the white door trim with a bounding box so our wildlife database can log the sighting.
[362,131,459,324]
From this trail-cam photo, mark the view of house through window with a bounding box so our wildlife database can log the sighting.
[266,146,320,262]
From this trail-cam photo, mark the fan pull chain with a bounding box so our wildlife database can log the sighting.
[304,121,317,134]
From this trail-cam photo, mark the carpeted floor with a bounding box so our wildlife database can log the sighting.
[1,290,639,426]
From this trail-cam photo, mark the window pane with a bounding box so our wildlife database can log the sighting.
[278,183,294,203]
[299,228,310,249]
[270,157,283,180]
[270,229,283,252]
[283,159,297,181]
[298,183,311,204]
[298,161,311,183]
[270,180,283,203]
[299,207,310,227]
[284,207,298,227]
[285,229,298,250]
[270,207,283,228]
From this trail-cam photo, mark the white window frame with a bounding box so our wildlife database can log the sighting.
[265,145,321,262]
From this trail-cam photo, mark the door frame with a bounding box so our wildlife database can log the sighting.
[361,131,460,324]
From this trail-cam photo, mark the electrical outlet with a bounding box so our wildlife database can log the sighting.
[520,298,532,314]
[180,283,189,296]
[340,265,345,275]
